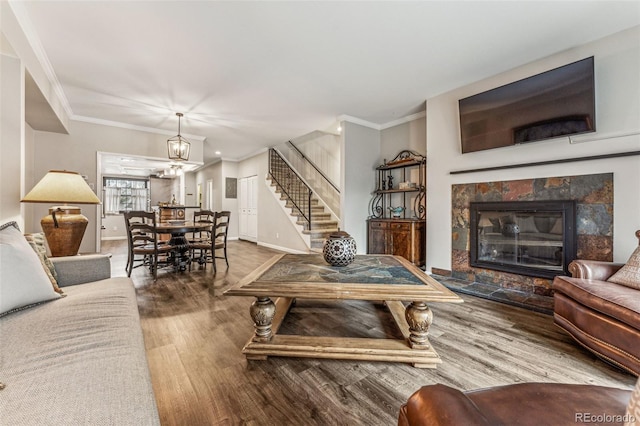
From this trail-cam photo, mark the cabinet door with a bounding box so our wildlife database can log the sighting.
[410,223,425,267]
[389,222,411,259]
[367,221,388,254]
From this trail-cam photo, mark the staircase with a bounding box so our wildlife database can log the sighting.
[268,177,339,250]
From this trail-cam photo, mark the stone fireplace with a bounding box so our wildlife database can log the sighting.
[441,173,613,298]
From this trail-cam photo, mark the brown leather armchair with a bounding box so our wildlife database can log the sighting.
[398,382,633,426]
[553,230,640,376]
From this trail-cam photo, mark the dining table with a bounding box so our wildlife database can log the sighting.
[156,221,212,271]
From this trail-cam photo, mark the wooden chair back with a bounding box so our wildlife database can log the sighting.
[192,210,215,241]
[213,211,231,246]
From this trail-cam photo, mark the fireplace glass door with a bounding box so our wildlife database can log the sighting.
[470,201,576,278]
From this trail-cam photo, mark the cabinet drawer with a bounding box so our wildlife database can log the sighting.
[368,221,389,229]
[390,222,412,231]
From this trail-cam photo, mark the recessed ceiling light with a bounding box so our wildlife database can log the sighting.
[215,151,221,155]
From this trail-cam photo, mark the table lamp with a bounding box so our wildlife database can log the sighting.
[21,170,101,256]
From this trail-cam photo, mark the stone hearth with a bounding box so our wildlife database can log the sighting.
[438,173,613,308]
[433,274,554,314]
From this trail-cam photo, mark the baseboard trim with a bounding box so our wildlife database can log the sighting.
[257,241,309,254]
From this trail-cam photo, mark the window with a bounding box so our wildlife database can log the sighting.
[103,177,150,214]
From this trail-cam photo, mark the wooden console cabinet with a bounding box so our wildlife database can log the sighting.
[367,218,425,267]
[158,205,186,222]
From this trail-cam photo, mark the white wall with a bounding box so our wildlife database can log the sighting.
[0,54,25,228]
[294,132,341,187]
[194,161,219,211]
[426,26,640,273]
[342,122,381,253]
[192,159,241,239]
[220,161,239,238]
[380,116,426,161]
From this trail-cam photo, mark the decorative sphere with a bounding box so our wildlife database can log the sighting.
[323,231,357,267]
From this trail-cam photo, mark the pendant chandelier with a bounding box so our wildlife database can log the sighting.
[167,112,191,161]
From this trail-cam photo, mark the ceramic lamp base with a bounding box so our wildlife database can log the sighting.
[41,206,88,257]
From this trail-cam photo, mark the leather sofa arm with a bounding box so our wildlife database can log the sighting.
[398,384,491,426]
[568,259,625,280]
[569,230,639,280]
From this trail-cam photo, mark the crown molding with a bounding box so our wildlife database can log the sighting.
[220,156,239,163]
[72,115,207,142]
[237,146,270,162]
[193,159,221,172]
[337,115,381,130]
[338,111,426,131]
[379,111,426,130]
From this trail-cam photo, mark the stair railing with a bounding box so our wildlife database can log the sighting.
[269,148,312,231]
[284,140,341,218]
[287,140,339,193]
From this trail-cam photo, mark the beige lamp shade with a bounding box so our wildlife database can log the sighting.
[478,216,494,228]
[22,170,100,204]
[21,170,100,256]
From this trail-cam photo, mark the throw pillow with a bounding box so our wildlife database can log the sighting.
[624,377,640,426]
[24,232,63,294]
[608,245,640,290]
[0,222,61,316]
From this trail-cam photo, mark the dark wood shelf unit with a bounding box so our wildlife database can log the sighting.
[376,159,423,171]
[367,150,426,268]
[374,187,425,195]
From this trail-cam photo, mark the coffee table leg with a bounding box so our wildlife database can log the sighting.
[249,297,276,342]
[405,301,433,349]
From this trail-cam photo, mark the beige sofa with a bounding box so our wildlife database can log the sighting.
[0,222,160,425]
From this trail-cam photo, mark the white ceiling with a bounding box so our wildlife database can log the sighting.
[15,1,640,164]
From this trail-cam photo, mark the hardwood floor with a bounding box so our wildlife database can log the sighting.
[102,239,636,426]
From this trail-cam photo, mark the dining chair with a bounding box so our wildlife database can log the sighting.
[189,211,231,273]
[190,209,215,243]
[124,211,174,280]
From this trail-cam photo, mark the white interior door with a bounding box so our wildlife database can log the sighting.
[239,177,248,239]
[207,180,214,210]
[247,176,258,241]
[238,176,257,242]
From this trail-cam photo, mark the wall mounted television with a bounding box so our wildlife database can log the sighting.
[459,57,595,154]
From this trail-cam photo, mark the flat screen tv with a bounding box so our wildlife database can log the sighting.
[459,57,595,154]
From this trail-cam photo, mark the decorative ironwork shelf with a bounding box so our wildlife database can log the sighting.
[374,187,425,195]
[369,150,426,220]
[376,159,423,171]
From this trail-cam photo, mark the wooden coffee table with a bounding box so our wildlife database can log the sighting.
[224,253,463,368]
